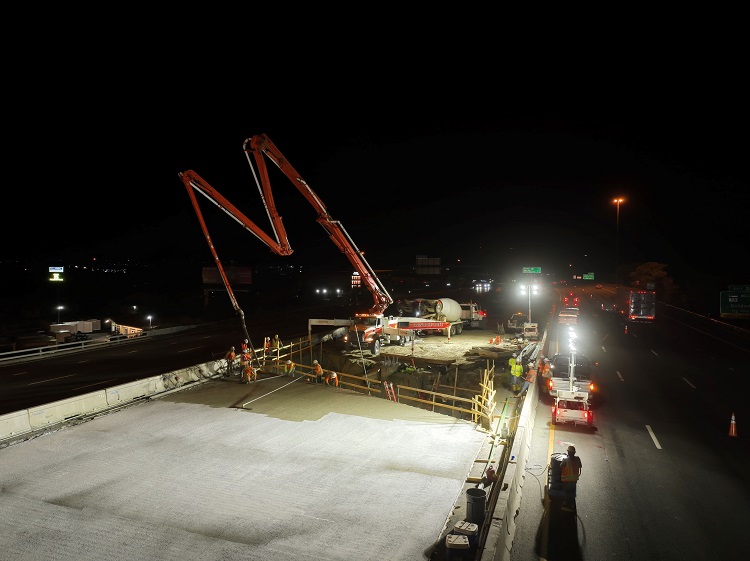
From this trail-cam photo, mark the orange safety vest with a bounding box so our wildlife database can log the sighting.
[561,456,581,482]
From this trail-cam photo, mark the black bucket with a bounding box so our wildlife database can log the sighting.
[466,487,487,525]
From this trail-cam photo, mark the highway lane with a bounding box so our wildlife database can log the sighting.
[510,289,749,560]
[0,287,527,416]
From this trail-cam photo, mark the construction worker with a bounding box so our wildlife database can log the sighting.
[508,353,517,371]
[240,349,252,369]
[560,445,582,512]
[284,359,296,377]
[243,362,256,383]
[262,337,271,365]
[241,338,250,354]
[224,346,237,376]
[324,370,339,387]
[511,359,524,394]
[541,357,551,379]
[520,362,536,395]
[310,359,323,384]
[271,334,282,349]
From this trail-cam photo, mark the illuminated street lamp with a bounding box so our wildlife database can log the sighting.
[147,315,153,330]
[56,305,64,324]
[613,198,624,286]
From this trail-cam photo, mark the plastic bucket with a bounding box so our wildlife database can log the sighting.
[466,487,487,525]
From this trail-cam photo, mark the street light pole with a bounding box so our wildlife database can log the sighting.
[57,305,64,324]
[147,315,152,330]
[613,198,624,287]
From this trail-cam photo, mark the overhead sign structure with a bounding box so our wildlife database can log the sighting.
[728,285,750,292]
[523,267,541,274]
[720,291,750,319]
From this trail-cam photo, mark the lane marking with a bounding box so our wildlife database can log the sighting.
[28,374,76,386]
[616,371,624,381]
[682,377,696,389]
[72,380,118,391]
[646,425,662,449]
[650,350,658,356]
[176,346,203,353]
[13,371,30,376]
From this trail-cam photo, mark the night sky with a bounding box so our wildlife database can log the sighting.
[5,93,747,294]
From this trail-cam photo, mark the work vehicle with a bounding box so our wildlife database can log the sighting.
[563,292,579,307]
[521,322,539,340]
[397,298,486,334]
[552,390,594,427]
[507,312,529,332]
[545,353,596,399]
[615,285,656,322]
[557,309,578,325]
[64,332,92,343]
[180,134,450,357]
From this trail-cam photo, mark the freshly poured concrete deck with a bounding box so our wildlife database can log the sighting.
[0,376,492,560]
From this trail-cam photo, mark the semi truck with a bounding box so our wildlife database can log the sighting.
[615,285,656,323]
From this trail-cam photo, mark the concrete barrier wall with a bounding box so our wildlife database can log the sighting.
[0,409,33,440]
[0,360,214,444]
[482,331,547,561]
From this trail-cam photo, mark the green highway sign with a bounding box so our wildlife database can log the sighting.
[583,273,595,280]
[720,291,750,319]
[523,267,541,274]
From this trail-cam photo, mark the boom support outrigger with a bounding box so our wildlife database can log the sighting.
[179,133,393,340]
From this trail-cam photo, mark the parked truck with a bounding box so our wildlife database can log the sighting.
[397,298,486,335]
[545,353,596,399]
[506,312,529,333]
[615,285,656,323]
[552,389,594,428]
[342,313,451,356]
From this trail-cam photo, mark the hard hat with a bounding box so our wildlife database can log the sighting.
[274,334,279,338]
[286,360,291,364]
[244,339,248,344]
[544,358,550,362]
[231,346,235,350]
[512,353,517,357]
[313,359,318,364]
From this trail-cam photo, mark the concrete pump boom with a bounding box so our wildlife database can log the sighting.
[179,133,393,331]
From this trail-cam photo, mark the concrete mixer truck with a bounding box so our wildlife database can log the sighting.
[397,298,486,335]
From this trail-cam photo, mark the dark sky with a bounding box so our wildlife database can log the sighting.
[6,92,747,290]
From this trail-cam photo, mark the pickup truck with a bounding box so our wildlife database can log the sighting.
[552,390,593,427]
[544,353,596,399]
[506,313,529,333]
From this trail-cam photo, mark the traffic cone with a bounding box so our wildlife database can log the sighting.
[624,324,628,334]
[729,413,737,437]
